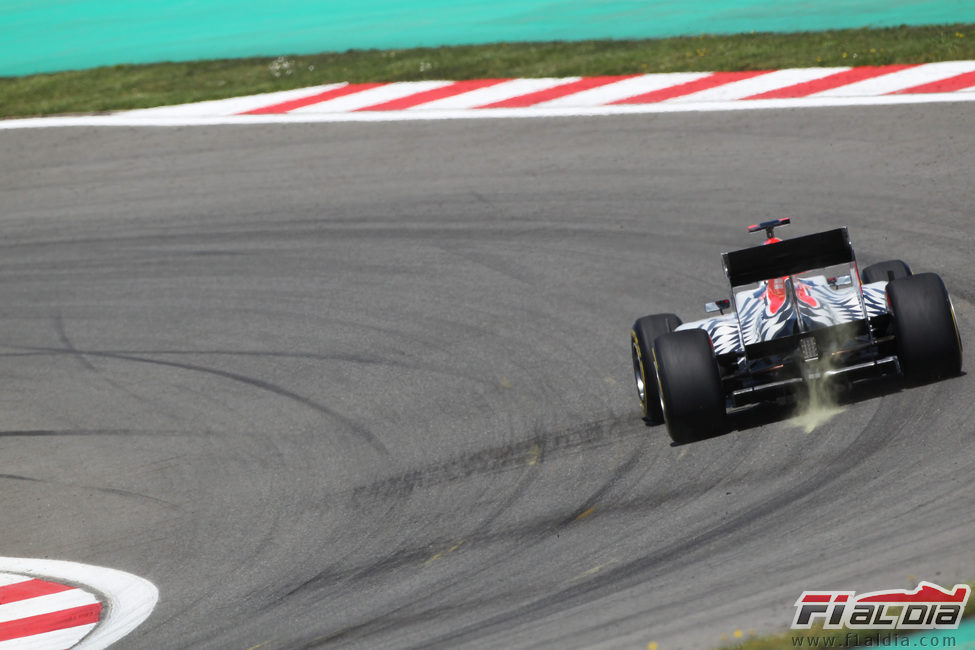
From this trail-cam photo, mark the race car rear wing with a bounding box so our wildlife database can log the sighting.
[722,227,855,287]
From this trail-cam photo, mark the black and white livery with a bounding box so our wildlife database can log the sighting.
[630,219,963,444]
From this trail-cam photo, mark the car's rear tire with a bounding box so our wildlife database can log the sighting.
[862,259,911,284]
[653,329,726,444]
[887,273,963,382]
[631,313,682,423]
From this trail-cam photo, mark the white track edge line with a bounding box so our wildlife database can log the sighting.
[0,624,98,650]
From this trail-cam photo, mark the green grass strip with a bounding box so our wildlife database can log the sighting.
[2,23,975,118]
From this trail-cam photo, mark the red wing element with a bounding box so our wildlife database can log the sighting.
[748,217,791,233]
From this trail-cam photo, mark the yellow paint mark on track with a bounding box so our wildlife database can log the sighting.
[424,540,466,567]
[565,559,618,584]
[574,506,596,521]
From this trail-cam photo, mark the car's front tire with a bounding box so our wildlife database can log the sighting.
[653,329,726,444]
[631,313,682,424]
[887,272,962,382]
[862,259,911,284]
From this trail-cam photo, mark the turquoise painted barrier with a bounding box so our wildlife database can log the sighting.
[3,1,974,77]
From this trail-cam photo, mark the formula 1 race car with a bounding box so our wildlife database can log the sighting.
[630,218,963,444]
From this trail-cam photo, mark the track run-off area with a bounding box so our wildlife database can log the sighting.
[0,99,973,648]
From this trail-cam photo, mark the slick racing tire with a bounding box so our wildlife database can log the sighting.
[652,329,726,444]
[631,313,682,424]
[887,273,963,383]
[861,259,911,284]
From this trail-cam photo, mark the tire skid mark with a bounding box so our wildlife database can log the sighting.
[0,473,44,482]
[104,353,388,456]
[84,484,179,507]
[285,492,678,595]
[301,442,548,645]
[358,423,651,643]
[290,415,653,648]
[351,415,637,502]
[53,348,404,366]
[558,436,649,527]
[0,219,628,257]
[51,316,202,425]
[412,393,918,649]
[0,345,446,387]
[307,395,877,648]
[288,415,638,599]
[329,491,689,587]
[0,470,177,506]
[0,429,189,437]
[54,312,98,373]
[15,346,389,456]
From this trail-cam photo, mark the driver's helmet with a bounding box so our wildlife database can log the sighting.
[762,236,787,293]
[762,236,789,309]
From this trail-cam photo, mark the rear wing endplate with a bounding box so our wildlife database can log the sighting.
[722,227,854,287]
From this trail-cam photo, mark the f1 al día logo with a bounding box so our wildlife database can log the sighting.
[792,582,971,630]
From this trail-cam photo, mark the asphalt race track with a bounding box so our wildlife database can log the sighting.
[1,105,973,649]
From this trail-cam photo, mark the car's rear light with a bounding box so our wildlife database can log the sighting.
[800,336,820,361]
